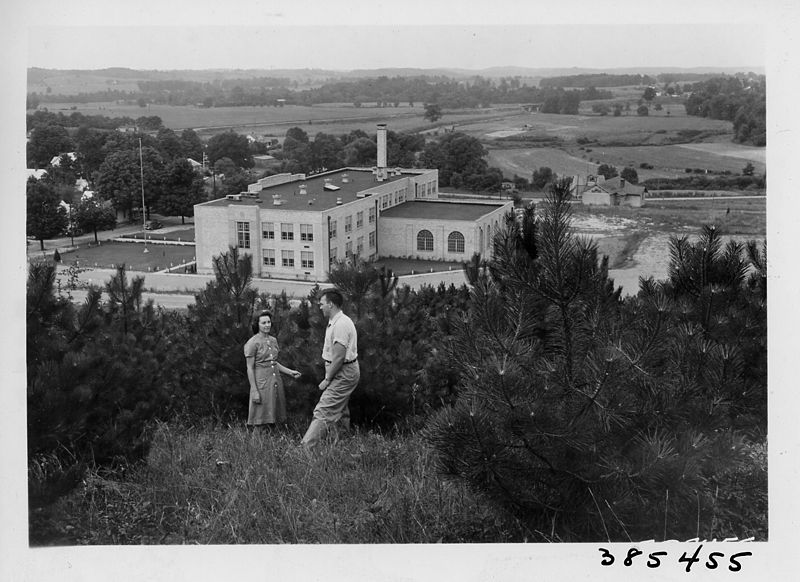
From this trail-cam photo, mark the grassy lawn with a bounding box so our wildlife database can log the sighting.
[59,241,197,272]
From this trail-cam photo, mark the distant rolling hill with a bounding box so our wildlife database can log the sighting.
[28,65,764,96]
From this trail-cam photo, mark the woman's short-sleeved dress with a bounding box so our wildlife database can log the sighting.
[244,334,286,425]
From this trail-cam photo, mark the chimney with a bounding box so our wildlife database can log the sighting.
[376,123,387,181]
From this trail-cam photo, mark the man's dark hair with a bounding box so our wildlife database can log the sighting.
[320,288,344,308]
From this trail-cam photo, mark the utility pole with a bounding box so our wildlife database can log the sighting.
[139,137,149,253]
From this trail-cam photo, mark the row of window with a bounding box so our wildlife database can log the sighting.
[380,187,408,210]
[331,208,376,238]
[260,222,314,242]
[263,249,315,269]
[330,232,376,261]
[240,222,468,256]
[417,230,465,253]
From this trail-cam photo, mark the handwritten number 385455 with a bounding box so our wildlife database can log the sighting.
[599,546,752,572]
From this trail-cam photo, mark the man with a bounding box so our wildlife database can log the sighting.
[301,288,359,452]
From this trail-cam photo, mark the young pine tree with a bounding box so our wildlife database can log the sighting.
[27,263,168,506]
[424,179,764,541]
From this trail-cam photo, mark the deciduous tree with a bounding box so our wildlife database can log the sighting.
[597,164,618,180]
[95,147,164,219]
[73,197,117,243]
[531,166,554,190]
[157,158,206,223]
[27,124,75,169]
[424,103,443,123]
[206,131,254,169]
[26,178,68,251]
[620,166,639,184]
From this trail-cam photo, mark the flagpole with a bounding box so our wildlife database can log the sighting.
[139,137,149,253]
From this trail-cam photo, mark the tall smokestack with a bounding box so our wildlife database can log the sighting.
[376,123,387,181]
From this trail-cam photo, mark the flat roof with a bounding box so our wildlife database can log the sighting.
[379,200,508,221]
[201,169,415,212]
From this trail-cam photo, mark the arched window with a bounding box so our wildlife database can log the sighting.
[417,229,434,251]
[447,231,465,253]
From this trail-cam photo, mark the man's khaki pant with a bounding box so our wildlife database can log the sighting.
[302,361,359,451]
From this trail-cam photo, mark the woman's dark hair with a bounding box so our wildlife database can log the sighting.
[251,310,273,334]
[320,288,344,308]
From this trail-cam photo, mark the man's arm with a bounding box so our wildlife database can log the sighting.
[319,342,346,391]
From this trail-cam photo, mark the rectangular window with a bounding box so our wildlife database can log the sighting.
[330,246,337,262]
[329,219,337,238]
[262,222,275,240]
[344,215,352,233]
[281,250,295,268]
[381,196,388,209]
[300,223,314,241]
[356,236,364,256]
[356,211,363,229]
[368,207,376,224]
[301,251,314,269]
[262,249,275,266]
[280,223,294,241]
[345,241,353,258]
[236,221,250,249]
[368,231,375,248]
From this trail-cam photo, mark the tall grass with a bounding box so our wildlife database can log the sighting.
[32,420,533,545]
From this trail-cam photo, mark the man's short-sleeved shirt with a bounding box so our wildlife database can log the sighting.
[322,310,358,362]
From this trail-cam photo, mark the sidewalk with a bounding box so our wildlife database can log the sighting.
[59,265,470,302]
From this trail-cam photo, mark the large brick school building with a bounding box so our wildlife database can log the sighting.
[194,124,512,282]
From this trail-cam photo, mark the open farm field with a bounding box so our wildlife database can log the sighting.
[44,101,519,137]
[562,143,765,180]
[487,143,763,182]
[28,73,144,95]
[573,196,765,236]
[46,102,426,133]
[676,142,767,164]
[481,109,763,181]
[468,110,732,143]
[487,147,598,179]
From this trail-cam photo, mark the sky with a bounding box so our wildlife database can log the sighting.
[13,0,788,72]
[26,23,765,72]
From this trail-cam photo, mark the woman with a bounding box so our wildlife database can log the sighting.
[244,310,301,431]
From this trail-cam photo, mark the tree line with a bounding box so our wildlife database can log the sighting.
[28,74,613,110]
[28,179,767,541]
[683,75,766,146]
